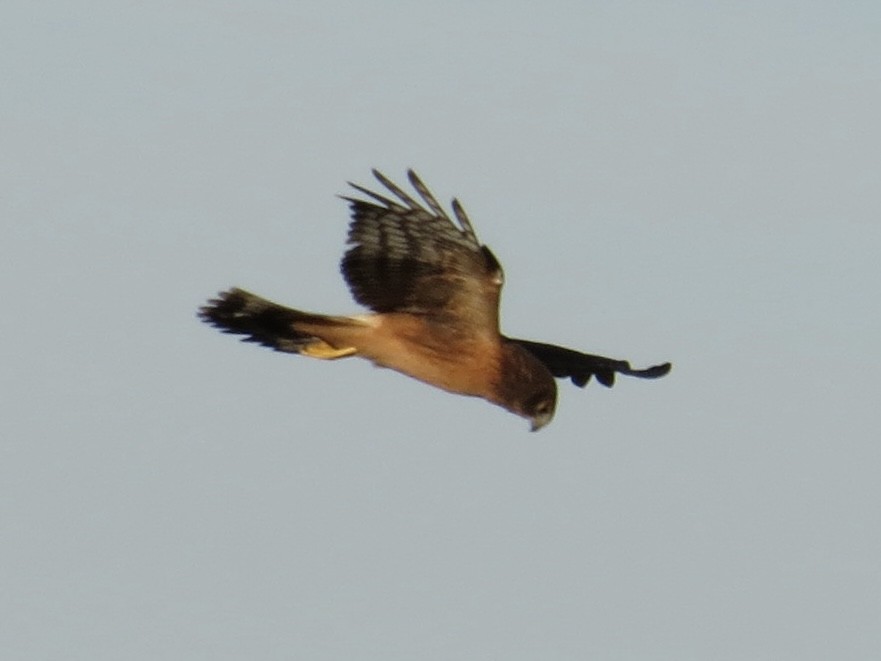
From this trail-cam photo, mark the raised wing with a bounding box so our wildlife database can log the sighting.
[512,338,672,388]
[340,169,503,333]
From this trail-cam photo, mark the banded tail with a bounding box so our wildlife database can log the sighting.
[198,288,363,359]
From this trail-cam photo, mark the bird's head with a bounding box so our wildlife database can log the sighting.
[497,341,558,431]
[521,384,557,431]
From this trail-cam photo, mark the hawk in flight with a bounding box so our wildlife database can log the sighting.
[199,170,671,430]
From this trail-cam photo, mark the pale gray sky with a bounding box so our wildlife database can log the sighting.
[3,1,880,659]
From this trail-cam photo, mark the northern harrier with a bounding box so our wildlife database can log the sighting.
[199,170,671,430]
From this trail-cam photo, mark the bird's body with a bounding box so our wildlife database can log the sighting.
[199,170,671,430]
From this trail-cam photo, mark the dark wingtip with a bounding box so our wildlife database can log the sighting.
[372,168,395,188]
[629,362,672,378]
[595,370,616,387]
[579,361,671,387]
[571,374,591,387]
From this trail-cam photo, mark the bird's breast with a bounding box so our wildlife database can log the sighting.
[358,313,502,398]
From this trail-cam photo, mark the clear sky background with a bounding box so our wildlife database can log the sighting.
[3,1,880,659]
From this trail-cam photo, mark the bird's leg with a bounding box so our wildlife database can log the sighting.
[299,339,357,360]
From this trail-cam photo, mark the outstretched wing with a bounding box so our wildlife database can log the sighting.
[340,169,503,333]
[512,338,672,388]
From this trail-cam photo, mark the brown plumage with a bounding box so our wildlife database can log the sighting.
[198,169,671,430]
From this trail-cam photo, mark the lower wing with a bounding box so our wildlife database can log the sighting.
[511,338,672,388]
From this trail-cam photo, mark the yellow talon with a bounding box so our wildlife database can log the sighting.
[300,340,357,360]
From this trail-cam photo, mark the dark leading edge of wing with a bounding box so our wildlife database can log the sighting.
[512,338,672,388]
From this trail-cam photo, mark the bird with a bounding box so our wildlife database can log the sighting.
[198,169,671,431]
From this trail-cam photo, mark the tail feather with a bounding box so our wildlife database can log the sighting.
[198,287,358,355]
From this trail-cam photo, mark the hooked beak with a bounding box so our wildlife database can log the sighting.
[530,411,553,432]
